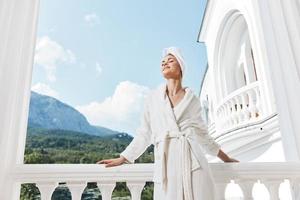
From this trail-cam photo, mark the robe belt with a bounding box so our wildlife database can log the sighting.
[154,130,194,200]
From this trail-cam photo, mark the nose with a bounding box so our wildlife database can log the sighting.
[162,63,167,69]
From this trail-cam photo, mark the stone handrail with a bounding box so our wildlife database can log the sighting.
[12,162,300,200]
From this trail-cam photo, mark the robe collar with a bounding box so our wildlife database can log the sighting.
[157,83,195,124]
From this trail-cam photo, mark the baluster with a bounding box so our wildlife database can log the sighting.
[237,180,254,200]
[229,100,235,127]
[36,182,57,200]
[226,101,231,128]
[290,179,300,200]
[221,104,227,129]
[215,182,228,200]
[225,102,230,128]
[264,180,281,200]
[219,104,225,129]
[217,107,221,128]
[224,104,228,128]
[235,96,243,124]
[247,90,257,119]
[98,181,116,200]
[67,181,87,200]
[219,106,223,127]
[127,181,146,200]
[254,86,261,118]
[241,92,250,122]
[232,98,238,125]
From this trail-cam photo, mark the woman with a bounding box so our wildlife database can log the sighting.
[97,47,238,200]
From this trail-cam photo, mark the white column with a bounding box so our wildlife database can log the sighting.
[280,0,300,81]
[264,180,281,200]
[238,180,254,200]
[252,0,300,160]
[36,182,57,200]
[67,181,87,200]
[127,181,146,200]
[98,182,116,200]
[290,179,300,200]
[0,0,40,199]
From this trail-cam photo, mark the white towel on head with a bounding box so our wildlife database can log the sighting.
[162,47,186,78]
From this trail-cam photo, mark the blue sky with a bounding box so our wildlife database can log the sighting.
[31,0,208,134]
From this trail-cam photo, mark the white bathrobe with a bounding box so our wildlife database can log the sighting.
[120,84,220,200]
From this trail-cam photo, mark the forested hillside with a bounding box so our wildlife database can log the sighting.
[21,127,154,200]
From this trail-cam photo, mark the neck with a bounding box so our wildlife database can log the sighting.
[166,79,183,96]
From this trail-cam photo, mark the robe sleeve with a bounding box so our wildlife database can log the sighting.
[120,97,152,163]
[192,99,221,157]
[194,121,221,156]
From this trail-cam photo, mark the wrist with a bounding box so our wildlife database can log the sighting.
[120,155,128,163]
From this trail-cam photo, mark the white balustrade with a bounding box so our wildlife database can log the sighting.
[67,181,87,200]
[291,179,300,200]
[216,81,262,131]
[127,181,146,200]
[35,182,57,200]
[98,181,116,200]
[12,162,300,200]
[14,164,153,200]
[212,162,300,200]
[237,180,255,200]
[264,180,281,200]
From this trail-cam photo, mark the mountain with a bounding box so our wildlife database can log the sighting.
[27,126,133,144]
[28,91,125,136]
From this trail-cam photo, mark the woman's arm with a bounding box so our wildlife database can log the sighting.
[193,100,239,162]
[97,97,152,167]
[118,98,152,163]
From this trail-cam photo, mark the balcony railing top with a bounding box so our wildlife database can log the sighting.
[12,162,300,200]
[13,162,300,183]
[13,163,154,183]
[216,81,260,110]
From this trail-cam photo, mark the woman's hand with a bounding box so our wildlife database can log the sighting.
[96,156,128,167]
[217,149,239,163]
[223,157,239,163]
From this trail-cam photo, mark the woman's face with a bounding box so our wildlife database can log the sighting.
[161,54,182,80]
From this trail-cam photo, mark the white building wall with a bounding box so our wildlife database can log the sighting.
[198,0,300,161]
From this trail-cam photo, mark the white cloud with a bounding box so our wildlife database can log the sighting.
[76,81,150,134]
[34,36,76,82]
[84,13,100,26]
[96,62,103,76]
[31,82,60,99]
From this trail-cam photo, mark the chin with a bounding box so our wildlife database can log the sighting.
[162,72,170,79]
